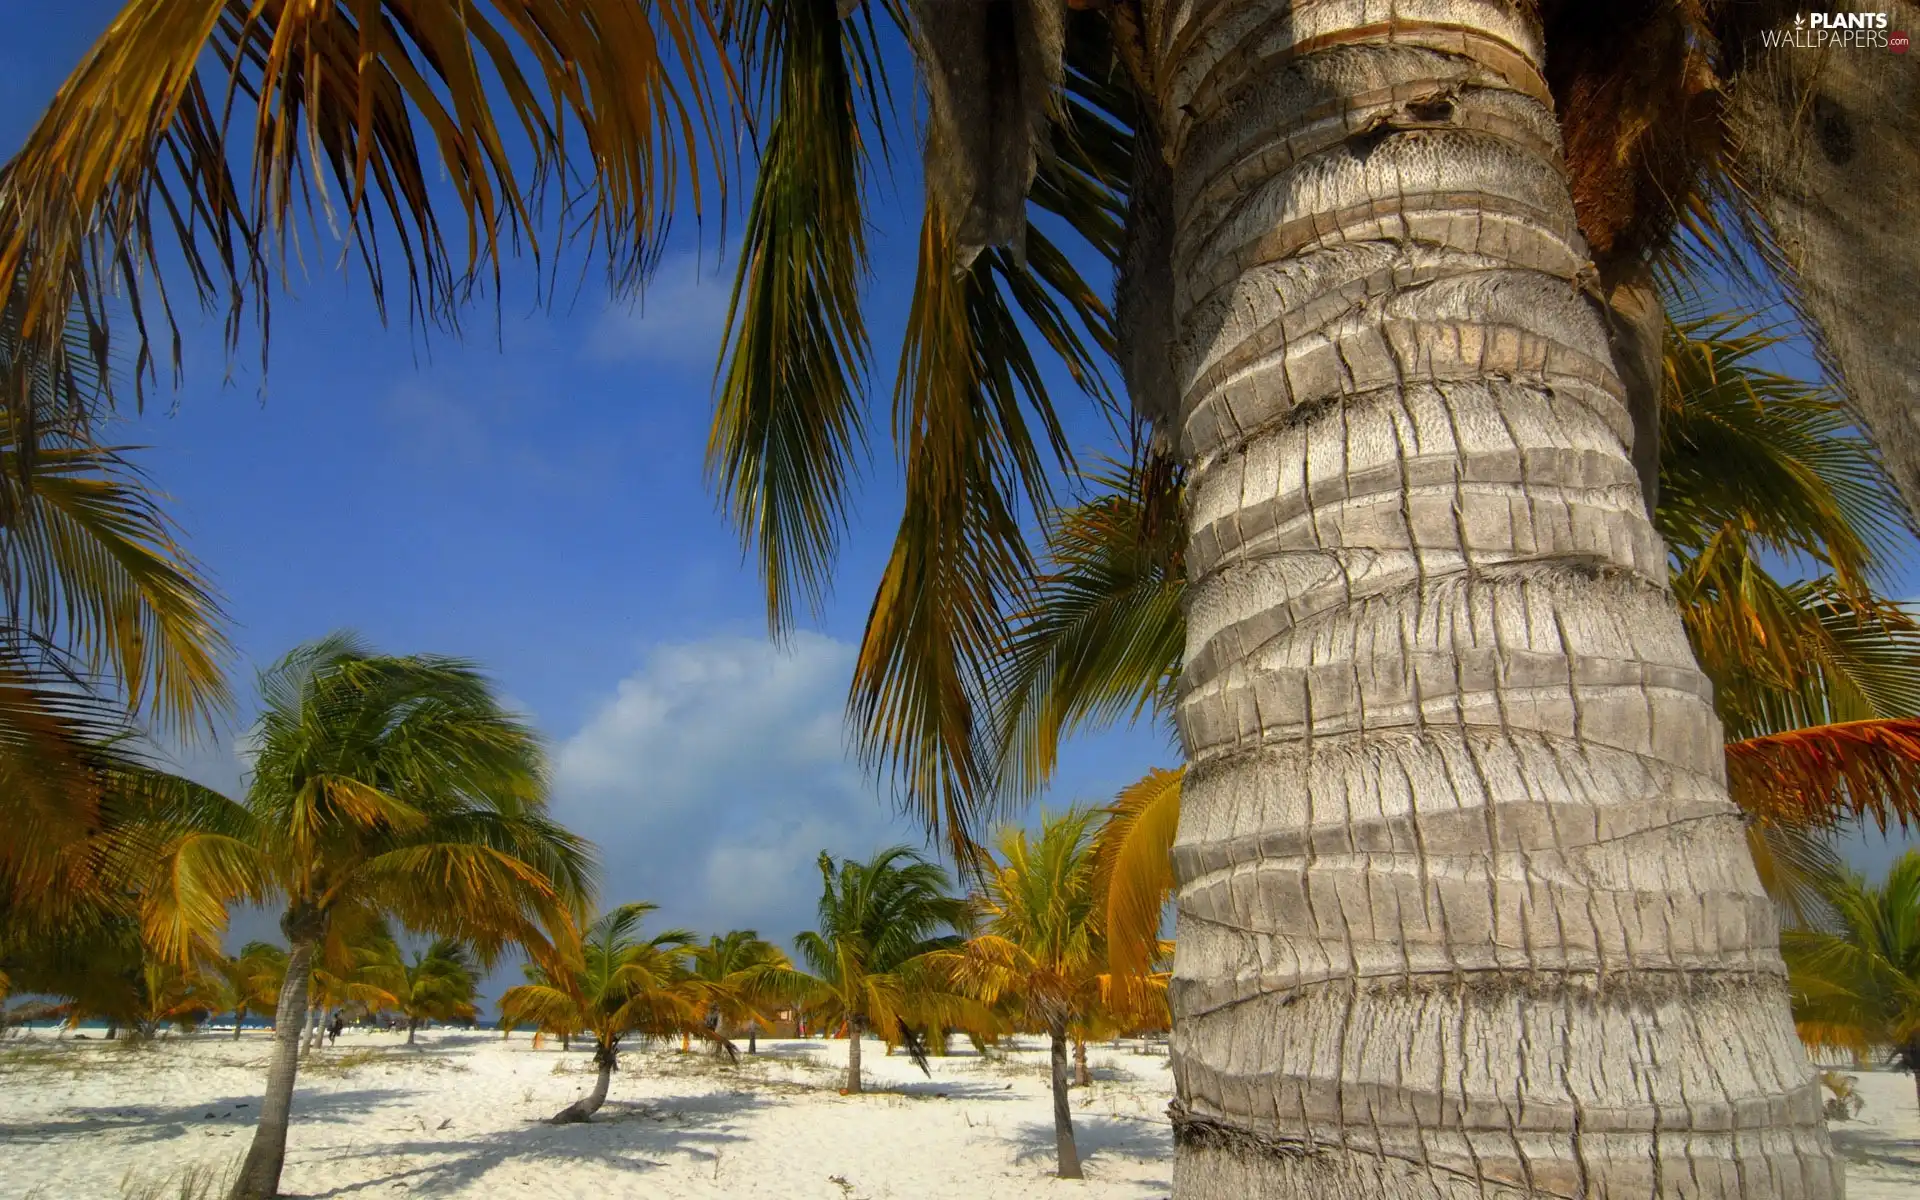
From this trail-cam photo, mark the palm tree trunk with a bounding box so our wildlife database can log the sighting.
[747,1027,757,1055]
[231,936,316,1200]
[1072,1036,1089,1088]
[1157,4,1839,1196]
[844,1019,863,1093]
[562,1031,571,1052]
[1049,1024,1082,1180]
[232,1008,246,1041]
[549,1043,615,1123]
[406,1018,418,1046]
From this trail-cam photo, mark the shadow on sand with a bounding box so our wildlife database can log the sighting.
[1829,1122,1920,1175]
[0,1089,410,1145]
[294,1090,766,1197]
[1009,1109,1172,1175]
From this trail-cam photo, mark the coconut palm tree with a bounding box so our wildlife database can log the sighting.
[209,942,288,1040]
[690,929,791,1054]
[377,937,481,1044]
[1780,852,1920,1115]
[135,634,593,1200]
[945,810,1108,1180]
[497,902,725,1123]
[772,846,971,1094]
[19,3,1920,1192]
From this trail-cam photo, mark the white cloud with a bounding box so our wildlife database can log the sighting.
[585,252,734,367]
[550,633,923,945]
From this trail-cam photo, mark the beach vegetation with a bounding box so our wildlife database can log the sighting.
[768,846,976,1094]
[1781,850,1920,1114]
[9,1,1920,1191]
[136,634,593,1200]
[498,902,728,1123]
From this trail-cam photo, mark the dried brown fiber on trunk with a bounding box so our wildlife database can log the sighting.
[1150,1,1839,1195]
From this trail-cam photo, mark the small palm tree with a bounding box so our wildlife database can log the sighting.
[772,847,971,1094]
[208,942,288,1040]
[690,930,790,1055]
[381,938,481,1044]
[498,903,724,1124]
[1782,852,1920,1114]
[144,634,594,1200]
[945,810,1108,1180]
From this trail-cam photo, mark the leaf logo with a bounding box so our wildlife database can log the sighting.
[1795,12,1806,25]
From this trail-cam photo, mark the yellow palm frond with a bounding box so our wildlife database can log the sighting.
[1090,766,1181,985]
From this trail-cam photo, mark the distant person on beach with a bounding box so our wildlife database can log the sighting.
[327,1015,344,1046]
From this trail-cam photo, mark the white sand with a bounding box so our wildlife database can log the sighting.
[0,1029,1173,1198]
[4,1031,1916,1199]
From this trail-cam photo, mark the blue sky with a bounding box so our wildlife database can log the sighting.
[6,5,1914,979]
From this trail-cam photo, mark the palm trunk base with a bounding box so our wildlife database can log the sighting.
[549,1058,613,1124]
[1170,1117,1843,1200]
[1049,1031,1082,1179]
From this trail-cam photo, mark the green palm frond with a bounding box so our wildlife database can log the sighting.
[709,8,1132,863]
[1656,312,1909,582]
[985,453,1182,800]
[712,0,883,630]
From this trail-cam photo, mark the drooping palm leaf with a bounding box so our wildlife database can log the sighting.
[0,0,727,439]
[1088,764,1180,985]
[1729,719,1920,835]
[711,0,881,631]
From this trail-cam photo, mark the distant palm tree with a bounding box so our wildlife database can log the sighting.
[209,942,288,1040]
[945,810,1108,1180]
[142,634,594,1200]
[771,846,971,1094]
[380,938,481,1045]
[690,929,790,1055]
[1781,852,1920,1115]
[498,903,725,1123]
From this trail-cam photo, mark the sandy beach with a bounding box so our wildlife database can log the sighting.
[5,1030,1918,1199]
[1,1030,1174,1198]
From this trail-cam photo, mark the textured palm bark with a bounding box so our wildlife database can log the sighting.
[549,1045,615,1123]
[1073,1035,1092,1087]
[845,1018,865,1093]
[1152,2,1839,1195]
[1050,1024,1084,1179]
[231,938,316,1200]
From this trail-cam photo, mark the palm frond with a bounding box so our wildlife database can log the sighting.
[1729,718,1920,836]
[848,212,1110,863]
[1089,766,1181,986]
[0,0,726,434]
[985,453,1182,800]
[712,0,881,630]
